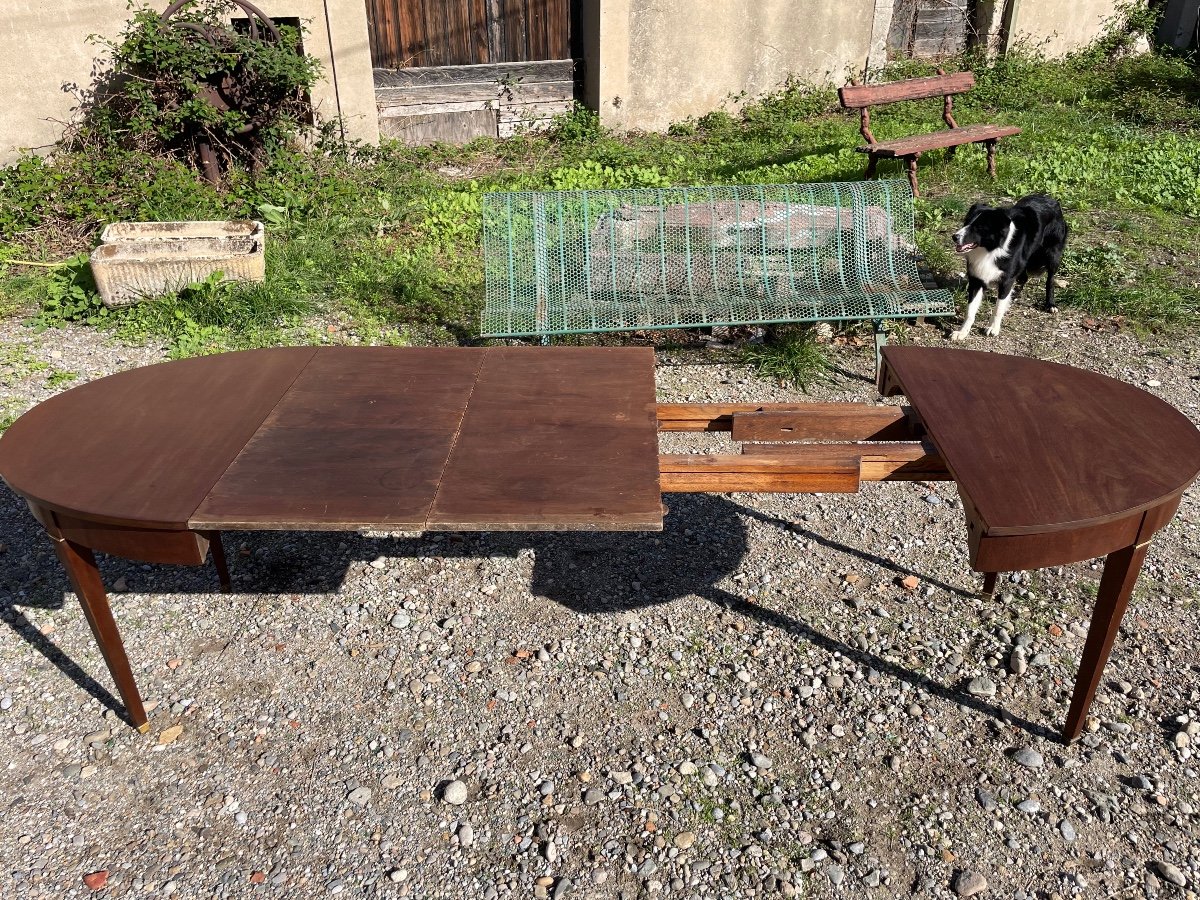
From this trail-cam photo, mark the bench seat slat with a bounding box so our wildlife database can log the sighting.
[858,124,1022,157]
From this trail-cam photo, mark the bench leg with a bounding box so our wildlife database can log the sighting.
[872,319,887,375]
[980,571,998,597]
[905,155,920,197]
[985,139,999,179]
[864,154,879,180]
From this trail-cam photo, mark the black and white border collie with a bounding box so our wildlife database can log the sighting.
[950,194,1068,340]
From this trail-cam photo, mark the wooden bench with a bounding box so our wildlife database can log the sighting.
[479,181,955,369]
[838,70,1021,197]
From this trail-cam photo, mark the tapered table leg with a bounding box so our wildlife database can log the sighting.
[52,537,149,732]
[980,572,998,597]
[207,531,232,593]
[1062,541,1149,743]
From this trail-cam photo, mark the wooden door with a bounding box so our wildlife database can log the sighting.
[887,0,971,59]
[366,0,572,69]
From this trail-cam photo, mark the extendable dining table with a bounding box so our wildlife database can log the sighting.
[1,345,1197,741]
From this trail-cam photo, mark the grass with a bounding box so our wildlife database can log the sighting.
[1,28,1198,362]
[740,327,833,389]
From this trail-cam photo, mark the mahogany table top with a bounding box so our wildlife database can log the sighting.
[880,346,1200,537]
[0,346,664,532]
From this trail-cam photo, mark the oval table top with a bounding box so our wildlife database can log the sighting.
[880,346,1200,536]
[0,346,664,532]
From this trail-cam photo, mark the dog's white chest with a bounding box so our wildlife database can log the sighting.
[965,247,1007,287]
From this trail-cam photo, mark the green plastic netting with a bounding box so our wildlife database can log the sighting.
[480,179,954,338]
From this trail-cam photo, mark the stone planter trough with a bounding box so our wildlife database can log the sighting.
[90,220,266,308]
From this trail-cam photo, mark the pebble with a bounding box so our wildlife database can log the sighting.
[0,696,11,711]
[1017,799,1040,814]
[967,676,996,699]
[1154,860,1186,887]
[458,822,474,847]
[442,780,468,805]
[674,831,696,849]
[826,864,844,886]
[749,752,773,770]
[389,611,411,629]
[1009,648,1027,675]
[1012,747,1044,769]
[158,725,184,745]
[346,786,372,806]
[83,728,111,747]
[1059,819,1077,842]
[83,870,109,891]
[954,870,988,896]
[584,788,604,805]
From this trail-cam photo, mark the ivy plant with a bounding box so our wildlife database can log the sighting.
[79,1,321,181]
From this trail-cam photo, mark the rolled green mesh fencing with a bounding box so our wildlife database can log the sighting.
[480,179,954,338]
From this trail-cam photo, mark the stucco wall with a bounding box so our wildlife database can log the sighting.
[1,0,377,166]
[584,0,876,132]
[1009,0,1122,57]
[580,0,1132,134]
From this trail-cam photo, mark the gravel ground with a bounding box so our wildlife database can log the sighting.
[1,307,1199,900]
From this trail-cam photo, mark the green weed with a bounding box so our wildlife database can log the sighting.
[46,369,79,388]
[35,253,110,329]
[0,344,50,384]
[117,270,314,358]
[740,327,831,390]
[0,397,26,432]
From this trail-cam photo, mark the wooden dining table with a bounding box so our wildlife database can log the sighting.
[1,345,1197,742]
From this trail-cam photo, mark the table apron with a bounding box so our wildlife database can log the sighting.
[30,502,210,567]
[966,494,1182,573]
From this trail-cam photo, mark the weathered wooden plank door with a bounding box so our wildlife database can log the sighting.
[887,0,971,59]
[366,0,572,69]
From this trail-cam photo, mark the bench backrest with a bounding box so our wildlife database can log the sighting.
[478,180,956,338]
[838,71,975,109]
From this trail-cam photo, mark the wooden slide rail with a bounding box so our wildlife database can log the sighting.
[656,402,951,494]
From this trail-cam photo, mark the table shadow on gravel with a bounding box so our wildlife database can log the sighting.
[532,494,1057,742]
[1,489,1052,738]
[0,493,129,720]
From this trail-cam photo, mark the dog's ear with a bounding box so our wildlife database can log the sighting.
[965,201,990,220]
